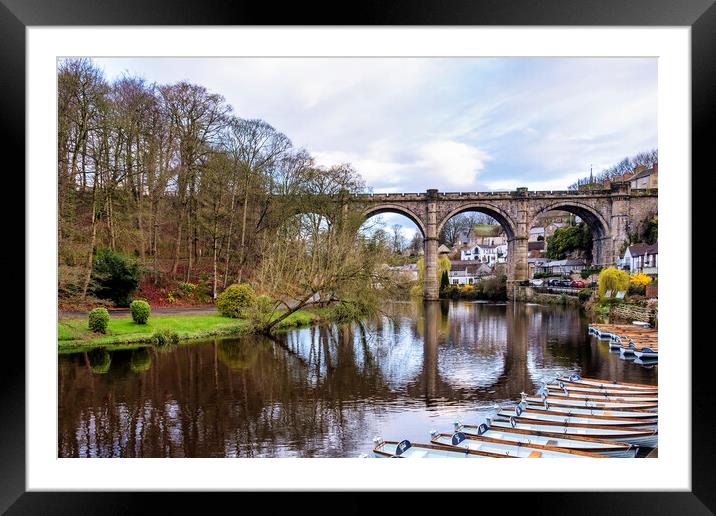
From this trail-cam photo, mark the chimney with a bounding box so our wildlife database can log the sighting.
[653,163,658,175]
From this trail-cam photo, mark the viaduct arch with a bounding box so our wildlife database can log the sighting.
[350,183,657,300]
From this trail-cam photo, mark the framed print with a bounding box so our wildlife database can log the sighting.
[5,0,713,512]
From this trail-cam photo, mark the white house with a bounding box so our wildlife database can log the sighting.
[448,263,493,285]
[460,243,508,264]
[621,243,658,274]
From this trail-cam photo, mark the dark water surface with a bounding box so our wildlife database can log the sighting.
[58,301,657,458]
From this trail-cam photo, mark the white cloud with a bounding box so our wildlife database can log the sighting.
[91,57,657,194]
[415,141,491,190]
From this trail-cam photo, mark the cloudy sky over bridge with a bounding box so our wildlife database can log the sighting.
[93,57,657,236]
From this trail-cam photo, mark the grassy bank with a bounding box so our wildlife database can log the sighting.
[58,308,332,352]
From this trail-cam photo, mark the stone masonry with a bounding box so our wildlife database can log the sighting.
[347,183,657,300]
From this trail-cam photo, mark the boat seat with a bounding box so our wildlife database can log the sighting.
[527,451,542,458]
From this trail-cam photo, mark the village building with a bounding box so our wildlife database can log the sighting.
[460,243,508,264]
[448,261,494,285]
[528,240,545,258]
[528,227,545,242]
[620,243,658,274]
[629,164,658,189]
[535,258,587,275]
[528,257,547,278]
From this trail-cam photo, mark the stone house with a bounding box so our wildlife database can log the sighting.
[629,163,658,189]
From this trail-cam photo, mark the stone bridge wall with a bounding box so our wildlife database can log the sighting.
[346,184,657,300]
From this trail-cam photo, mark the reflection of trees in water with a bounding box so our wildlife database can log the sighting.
[58,301,657,458]
[130,348,152,373]
[88,349,111,374]
[218,338,271,370]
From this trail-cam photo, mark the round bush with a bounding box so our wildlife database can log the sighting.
[88,307,110,333]
[578,288,593,303]
[130,299,151,324]
[216,283,256,318]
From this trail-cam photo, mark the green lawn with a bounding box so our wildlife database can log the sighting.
[58,309,329,351]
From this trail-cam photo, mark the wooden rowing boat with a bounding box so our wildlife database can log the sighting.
[537,389,657,403]
[372,437,513,458]
[487,418,658,448]
[430,431,608,458]
[522,402,658,420]
[451,423,637,457]
[555,375,657,391]
[495,408,658,430]
[634,348,658,359]
[521,394,658,411]
[544,383,658,397]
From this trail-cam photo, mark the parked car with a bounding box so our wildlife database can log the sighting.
[547,279,562,286]
[560,280,573,287]
[530,279,544,286]
[570,280,586,288]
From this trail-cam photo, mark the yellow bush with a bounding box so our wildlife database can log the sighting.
[597,266,630,299]
[463,284,474,291]
[630,272,652,287]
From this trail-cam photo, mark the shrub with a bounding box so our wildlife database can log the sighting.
[578,288,593,302]
[152,328,179,346]
[629,284,646,296]
[481,275,507,301]
[581,266,602,280]
[245,294,276,329]
[130,299,151,324]
[597,266,630,300]
[88,307,110,333]
[630,272,652,287]
[175,282,197,298]
[216,283,256,318]
[91,249,142,306]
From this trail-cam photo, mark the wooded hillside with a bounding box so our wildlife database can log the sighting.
[58,58,378,308]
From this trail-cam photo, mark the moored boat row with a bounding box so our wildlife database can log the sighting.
[589,323,658,361]
[369,374,657,458]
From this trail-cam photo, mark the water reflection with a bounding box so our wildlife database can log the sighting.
[58,301,657,458]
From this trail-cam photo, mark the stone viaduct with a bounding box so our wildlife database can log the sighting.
[348,182,657,300]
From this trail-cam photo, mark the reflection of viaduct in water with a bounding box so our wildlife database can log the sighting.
[410,302,534,404]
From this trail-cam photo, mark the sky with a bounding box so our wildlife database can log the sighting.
[91,57,657,239]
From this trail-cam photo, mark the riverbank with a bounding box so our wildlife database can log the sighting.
[58,308,332,352]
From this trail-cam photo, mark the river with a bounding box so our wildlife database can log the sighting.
[58,300,657,458]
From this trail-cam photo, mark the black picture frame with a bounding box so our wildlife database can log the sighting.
[4,0,712,512]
